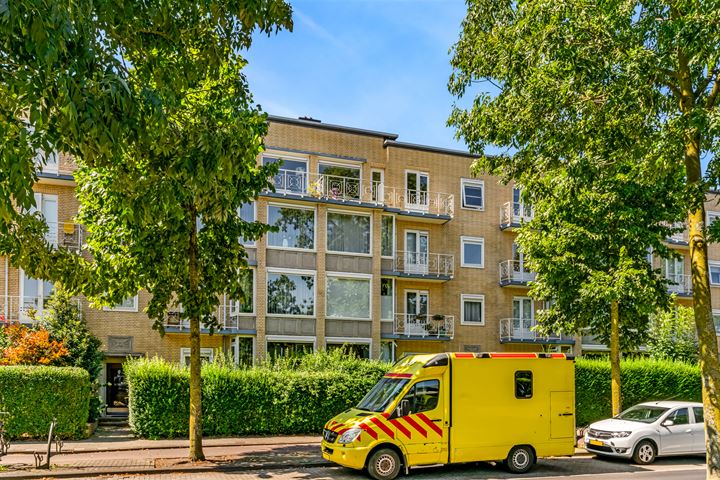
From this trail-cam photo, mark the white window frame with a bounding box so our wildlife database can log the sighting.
[238,201,257,247]
[266,268,317,318]
[325,337,373,359]
[460,178,484,211]
[325,209,372,256]
[713,310,720,335]
[707,211,720,227]
[231,335,256,365]
[381,214,396,259]
[460,294,485,326]
[404,170,430,211]
[710,262,720,286]
[380,277,395,322]
[263,153,309,195]
[180,347,214,365]
[266,335,317,354]
[404,289,430,316]
[371,169,385,203]
[325,272,372,320]
[266,203,317,252]
[461,236,485,268]
[104,295,139,312]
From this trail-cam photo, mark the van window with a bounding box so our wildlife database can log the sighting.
[402,380,439,415]
[515,371,532,399]
[694,407,704,423]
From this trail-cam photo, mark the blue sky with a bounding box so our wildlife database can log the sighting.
[244,0,470,151]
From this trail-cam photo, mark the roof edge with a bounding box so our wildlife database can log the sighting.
[267,115,398,140]
[383,139,480,159]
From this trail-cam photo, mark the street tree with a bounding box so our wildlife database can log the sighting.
[449,1,720,474]
[647,306,699,364]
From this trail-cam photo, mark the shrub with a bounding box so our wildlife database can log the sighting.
[0,323,68,366]
[646,306,699,363]
[576,357,701,426]
[0,366,90,439]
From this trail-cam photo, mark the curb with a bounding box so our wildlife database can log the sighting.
[7,440,319,455]
[0,460,333,479]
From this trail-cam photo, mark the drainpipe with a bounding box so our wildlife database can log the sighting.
[3,256,8,319]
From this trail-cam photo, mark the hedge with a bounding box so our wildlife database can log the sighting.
[0,366,90,439]
[125,354,702,438]
[575,357,701,426]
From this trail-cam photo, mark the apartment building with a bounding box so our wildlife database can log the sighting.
[2,115,720,408]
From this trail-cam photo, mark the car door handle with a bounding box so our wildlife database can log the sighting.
[430,419,442,422]
[559,413,573,417]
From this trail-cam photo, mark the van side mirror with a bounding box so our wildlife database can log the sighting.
[395,399,410,418]
[662,419,674,427]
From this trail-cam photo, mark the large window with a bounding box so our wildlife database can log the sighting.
[267,272,315,316]
[267,341,314,359]
[238,202,256,246]
[263,155,307,194]
[461,236,484,268]
[327,212,370,254]
[711,262,720,286]
[381,278,394,320]
[231,337,254,366]
[381,215,394,257]
[461,294,484,325]
[319,163,361,200]
[713,311,720,333]
[708,211,720,227]
[327,342,370,359]
[228,269,254,315]
[326,276,371,319]
[461,179,484,210]
[267,205,315,249]
[105,296,139,312]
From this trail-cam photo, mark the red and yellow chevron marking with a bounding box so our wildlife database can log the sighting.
[417,413,443,436]
[370,417,394,439]
[401,415,427,438]
[388,418,412,439]
[359,422,378,440]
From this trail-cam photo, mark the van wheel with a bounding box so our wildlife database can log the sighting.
[632,440,657,465]
[505,445,535,474]
[367,448,402,480]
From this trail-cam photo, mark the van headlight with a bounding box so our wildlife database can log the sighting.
[338,428,363,444]
[611,431,632,438]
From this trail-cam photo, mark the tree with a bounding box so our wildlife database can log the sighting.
[647,306,699,363]
[2,0,292,462]
[0,323,68,366]
[449,1,720,474]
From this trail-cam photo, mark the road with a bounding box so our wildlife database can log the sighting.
[99,455,706,480]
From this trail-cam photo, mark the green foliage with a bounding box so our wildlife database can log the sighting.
[647,307,699,363]
[576,358,701,426]
[0,366,90,439]
[124,351,391,438]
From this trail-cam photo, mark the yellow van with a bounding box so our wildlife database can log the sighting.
[321,352,575,479]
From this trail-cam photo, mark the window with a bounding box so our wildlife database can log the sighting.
[267,272,315,316]
[327,212,370,254]
[267,205,315,249]
[515,371,533,399]
[461,294,484,325]
[371,170,384,202]
[381,278,394,320]
[231,337,254,366]
[693,407,704,423]
[31,193,58,246]
[263,155,307,194]
[326,276,371,319]
[318,163,361,200]
[708,211,720,227]
[105,296,138,312]
[461,179,484,210]
[381,215,395,257]
[380,341,395,363]
[228,269,254,315]
[711,262,720,285]
[713,311,720,334]
[238,202,256,246]
[327,343,370,359]
[461,236,484,268]
[267,341,313,359]
[401,380,440,415]
[180,348,214,366]
[667,408,690,425]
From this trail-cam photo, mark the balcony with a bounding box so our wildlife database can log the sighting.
[667,273,693,297]
[390,251,454,281]
[0,295,82,324]
[382,187,454,220]
[388,313,454,340]
[499,318,574,345]
[499,260,535,287]
[665,222,689,246]
[163,303,255,333]
[500,202,533,230]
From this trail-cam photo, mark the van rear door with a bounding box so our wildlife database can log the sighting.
[550,391,574,439]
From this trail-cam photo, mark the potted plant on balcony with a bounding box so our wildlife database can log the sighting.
[430,314,446,336]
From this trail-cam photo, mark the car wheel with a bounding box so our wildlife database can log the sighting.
[505,445,535,474]
[367,448,402,480]
[632,440,657,465]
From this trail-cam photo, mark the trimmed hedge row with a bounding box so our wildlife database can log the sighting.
[125,355,702,438]
[0,366,90,439]
[575,357,701,426]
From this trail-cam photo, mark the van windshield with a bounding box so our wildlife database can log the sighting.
[357,377,410,413]
[617,405,669,423]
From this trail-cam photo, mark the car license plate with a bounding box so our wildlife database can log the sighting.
[589,439,604,447]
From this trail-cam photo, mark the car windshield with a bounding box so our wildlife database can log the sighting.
[356,377,410,413]
[617,405,670,423]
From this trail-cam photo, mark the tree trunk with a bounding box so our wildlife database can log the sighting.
[609,300,621,417]
[188,207,205,462]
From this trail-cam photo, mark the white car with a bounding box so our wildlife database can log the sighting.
[584,401,705,464]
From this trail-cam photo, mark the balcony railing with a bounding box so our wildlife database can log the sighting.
[269,169,368,202]
[392,251,454,278]
[0,295,82,324]
[46,222,84,250]
[665,222,689,245]
[383,187,454,217]
[666,273,693,296]
[499,260,535,286]
[499,318,573,344]
[393,313,454,339]
[164,302,254,331]
[500,201,533,228]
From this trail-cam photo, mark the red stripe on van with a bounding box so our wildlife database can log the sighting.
[371,418,395,439]
[402,416,427,438]
[384,373,413,378]
[490,353,538,358]
[417,413,443,437]
[453,353,475,358]
[359,423,378,440]
[550,353,565,358]
[389,419,412,439]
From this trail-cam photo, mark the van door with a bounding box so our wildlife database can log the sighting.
[550,391,574,439]
[390,378,446,466]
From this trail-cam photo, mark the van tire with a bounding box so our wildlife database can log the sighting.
[632,440,657,465]
[367,448,402,480]
[505,445,535,474]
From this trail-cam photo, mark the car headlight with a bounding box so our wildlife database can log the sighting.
[338,427,363,444]
[611,431,632,438]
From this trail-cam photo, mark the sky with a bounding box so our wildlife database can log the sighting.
[244,0,470,152]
